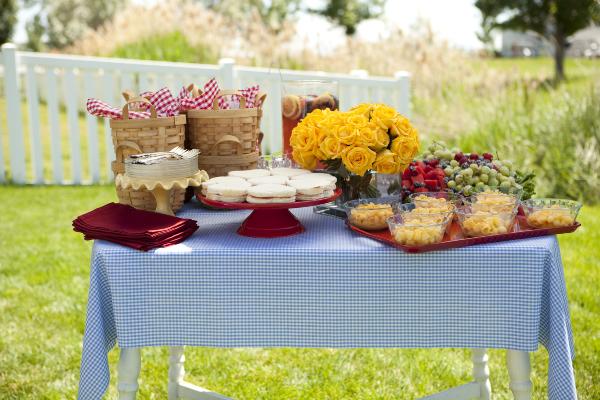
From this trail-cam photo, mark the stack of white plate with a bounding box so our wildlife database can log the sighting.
[125,155,199,180]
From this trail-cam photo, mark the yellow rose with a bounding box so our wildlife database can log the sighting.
[372,126,390,151]
[349,103,373,118]
[373,149,401,174]
[347,114,369,128]
[319,134,344,160]
[290,124,317,153]
[341,145,376,176]
[390,114,412,137]
[390,128,420,162]
[338,125,359,146]
[371,105,397,130]
[356,125,378,148]
[292,149,318,170]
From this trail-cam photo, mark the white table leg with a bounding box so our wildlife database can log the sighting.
[118,348,141,400]
[472,348,491,400]
[169,346,186,400]
[506,350,532,400]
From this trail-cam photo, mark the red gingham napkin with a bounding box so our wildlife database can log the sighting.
[86,79,261,119]
[178,78,261,111]
[86,87,180,119]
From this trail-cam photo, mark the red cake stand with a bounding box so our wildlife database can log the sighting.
[197,189,342,238]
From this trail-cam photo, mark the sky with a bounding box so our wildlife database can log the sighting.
[13,0,484,51]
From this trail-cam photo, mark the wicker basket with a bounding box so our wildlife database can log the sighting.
[110,97,186,212]
[186,90,266,177]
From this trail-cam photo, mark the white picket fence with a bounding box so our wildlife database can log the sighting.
[0,43,410,185]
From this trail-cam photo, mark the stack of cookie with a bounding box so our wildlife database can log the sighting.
[200,168,337,203]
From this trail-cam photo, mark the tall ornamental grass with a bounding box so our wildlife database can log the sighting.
[459,84,600,203]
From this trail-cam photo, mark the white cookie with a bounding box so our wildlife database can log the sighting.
[206,193,246,203]
[287,179,326,196]
[206,182,249,197]
[201,176,249,195]
[291,172,337,184]
[270,167,311,178]
[246,195,296,204]
[247,184,296,203]
[247,175,289,185]
[228,169,271,179]
[296,189,335,201]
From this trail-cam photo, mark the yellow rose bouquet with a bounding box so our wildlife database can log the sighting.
[290,103,420,199]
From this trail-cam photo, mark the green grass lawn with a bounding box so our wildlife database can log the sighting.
[0,185,598,399]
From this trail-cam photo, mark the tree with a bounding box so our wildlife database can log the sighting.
[0,0,18,44]
[45,0,125,48]
[200,0,301,32]
[311,0,385,35]
[476,0,600,82]
[26,15,45,51]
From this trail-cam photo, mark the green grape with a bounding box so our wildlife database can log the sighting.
[503,160,513,169]
[450,160,459,167]
[500,181,511,189]
[463,185,473,196]
[482,185,491,192]
[463,168,473,177]
[447,180,457,189]
[444,167,453,176]
[481,166,491,174]
[480,173,489,183]
[434,150,445,158]
[500,166,510,176]
[455,174,464,183]
[471,177,480,185]
[507,176,516,185]
[426,154,436,160]
[489,169,498,177]
[470,163,478,171]
[476,182,486,190]
[488,177,499,187]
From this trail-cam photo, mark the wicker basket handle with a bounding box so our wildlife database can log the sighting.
[209,134,243,156]
[212,90,246,110]
[122,97,157,120]
[256,91,267,109]
[187,83,202,98]
[114,141,142,162]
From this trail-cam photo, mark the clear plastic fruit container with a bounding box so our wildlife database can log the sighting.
[394,202,454,227]
[408,191,459,212]
[344,197,399,231]
[522,198,581,228]
[387,214,446,246]
[455,205,517,237]
[463,191,519,213]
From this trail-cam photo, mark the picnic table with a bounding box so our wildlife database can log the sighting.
[78,201,576,400]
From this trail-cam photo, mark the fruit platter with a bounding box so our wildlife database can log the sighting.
[400,141,535,200]
[345,191,581,253]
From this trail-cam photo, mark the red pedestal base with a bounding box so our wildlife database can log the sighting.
[238,208,304,238]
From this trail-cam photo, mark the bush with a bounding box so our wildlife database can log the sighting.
[110,31,218,64]
[458,84,600,203]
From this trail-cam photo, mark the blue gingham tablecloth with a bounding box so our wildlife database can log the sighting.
[78,202,576,400]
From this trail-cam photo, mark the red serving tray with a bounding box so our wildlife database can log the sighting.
[197,189,342,238]
[348,215,580,253]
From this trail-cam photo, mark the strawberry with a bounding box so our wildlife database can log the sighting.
[424,179,438,190]
[401,179,411,189]
[425,170,438,180]
[411,174,424,185]
[424,165,433,174]
[415,187,429,193]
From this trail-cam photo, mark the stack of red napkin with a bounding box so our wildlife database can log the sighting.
[73,203,198,251]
